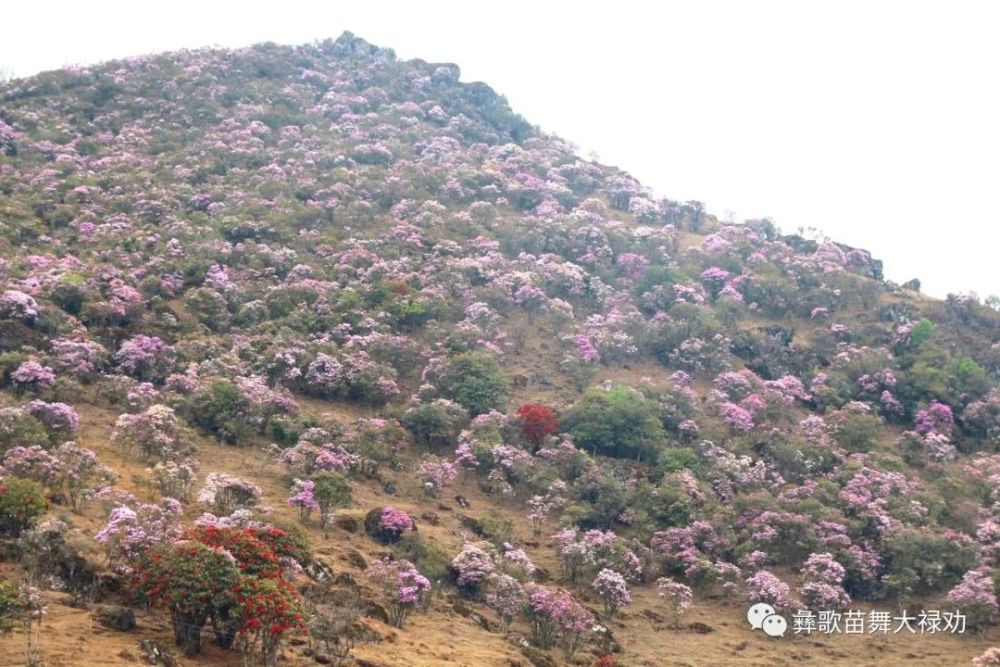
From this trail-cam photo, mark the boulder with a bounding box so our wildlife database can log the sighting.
[95,605,136,632]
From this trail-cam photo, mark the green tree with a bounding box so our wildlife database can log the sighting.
[562,386,665,462]
[312,472,352,529]
[909,319,935,348]
[0,479,45,537]
[0,581,23,633]
[437,352,508,416]
[402,399,469,449]
[833,412,884,453]
[187,380,252,445]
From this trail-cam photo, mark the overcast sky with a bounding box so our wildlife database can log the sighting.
[3,1,998,298]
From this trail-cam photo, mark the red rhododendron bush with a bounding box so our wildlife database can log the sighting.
[1,30,1000,666]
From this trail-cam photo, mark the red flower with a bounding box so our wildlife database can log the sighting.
[517,403,559,445]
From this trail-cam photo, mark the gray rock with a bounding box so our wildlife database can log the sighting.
[95,605,136,632]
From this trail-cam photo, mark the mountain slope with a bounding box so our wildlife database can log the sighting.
[0,31,999,666]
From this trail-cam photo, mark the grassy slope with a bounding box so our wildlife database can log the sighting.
[0,386,995,667]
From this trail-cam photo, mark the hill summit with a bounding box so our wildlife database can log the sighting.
[0,31,999,666]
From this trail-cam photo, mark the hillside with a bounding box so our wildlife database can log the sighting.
[0,32,999,667]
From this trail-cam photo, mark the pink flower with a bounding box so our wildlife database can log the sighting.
[947,569,998,632]
[914,401,955,438]
[379,506,415,536]
[12,361,56,389]
[744,570,792,611]
[0,290,39,321]
[287,479,319,519]
[451,542,497,591]
[720,402,754,433]
[657,577,694,625]
[592,568,631,617]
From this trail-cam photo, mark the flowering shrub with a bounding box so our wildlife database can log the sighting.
[233,575,305,667]
[364,506,415,544]
[700,267,731,298]
[516,403,559,446]
[497,542,538,581]
[287,479,320,522]
[963,394,1000,445]
[187,525,290,579]
[417,456,457,497]
[450,542,498,598]
[49,338,106,379]
[523,585,594,659]
[198,473,262,517]
[24,401,78,442]
[96,497,183,567]
[579,308,643,364]
[112,404,190,463]
[915,401,955,438]
[527,480,568,535]
[486,573,525,631]
[974,648,1000,667]
[302,352,400,405]
[947,569,998,634]
[553,528,596,582]
[799,553,851,610]
[114,335,176,382]
[0,290,39,322]
[720,402,754,433]
[11,361,56,393]
[234,375,299,434]
[650,522,730,589]
[51,441,117,508]
[656,577,694,627]
[572,335,601,364]
[744,570,793,611]
[0,446,58,487]
[132,541,242,656]
[591,568,631,618]
[365,558,431,628]
[513,284,549,318]
[277,437,361,478]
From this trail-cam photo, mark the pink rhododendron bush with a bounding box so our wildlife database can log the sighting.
[0,29,999,667]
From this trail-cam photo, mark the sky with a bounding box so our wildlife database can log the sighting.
[3,1,999,299]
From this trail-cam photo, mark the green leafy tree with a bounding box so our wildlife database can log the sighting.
[437,352,508,416]
[562,386,665,462]
[0,581,23,634]
[909,319,935,348]
[312,472,352,529]
[0,479,45,537]
[833,412,884,453]
[186,380,252,445]
[882,528,976,598]
[402,399,469,449]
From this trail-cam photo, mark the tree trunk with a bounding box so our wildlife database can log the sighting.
[173,611,207,656]
[212,606,240,649]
